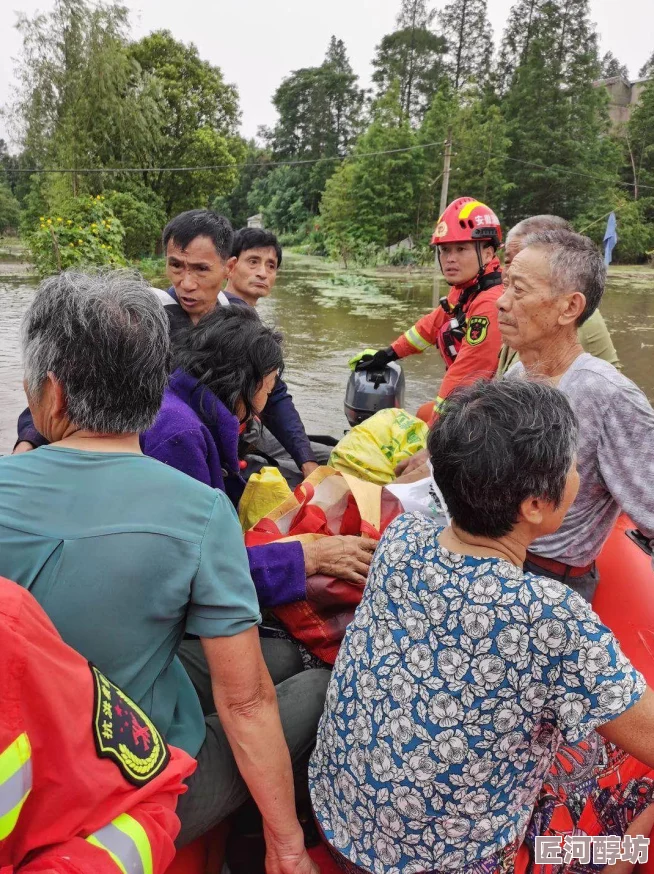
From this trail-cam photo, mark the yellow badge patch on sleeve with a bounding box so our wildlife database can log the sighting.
[466,316,490,346]
[90,664,170,786]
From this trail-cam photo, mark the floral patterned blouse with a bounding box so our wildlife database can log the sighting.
[309,513,645,874]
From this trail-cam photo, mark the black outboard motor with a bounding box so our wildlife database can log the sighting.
[344,361,405,427]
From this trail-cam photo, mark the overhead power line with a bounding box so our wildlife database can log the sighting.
[0,141,446,175]
[480,152,654,192]
[2,139,651,191]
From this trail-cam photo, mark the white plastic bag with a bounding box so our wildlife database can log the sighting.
[386,474,450,526]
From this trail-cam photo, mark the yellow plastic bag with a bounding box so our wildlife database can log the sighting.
[329,408,428,485]
[238,466,292,531]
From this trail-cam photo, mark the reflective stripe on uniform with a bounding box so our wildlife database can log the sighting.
[404,325,432,352]
[87,813,153,874]
[458,200,483,219]
[0,732,32,840]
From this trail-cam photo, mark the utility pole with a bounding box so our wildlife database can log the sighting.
[433,131,452,304]
[439,132,452,218]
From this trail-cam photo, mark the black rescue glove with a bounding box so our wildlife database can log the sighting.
[353,347,399,372]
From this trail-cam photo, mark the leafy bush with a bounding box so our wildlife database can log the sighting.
[0,183,21,234]
[135,256,167,285]
[28,195,127,275]
[305,226,328,257]
[104,190,167,259]
[611,199,654,264]
[277,231,304,248]
[325,233,383,268]
[386,247,418,267]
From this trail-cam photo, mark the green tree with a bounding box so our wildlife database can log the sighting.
[626,77,654,198]
[501,0,618,224]
[129,30,243,214]
[639,51,654,79]
[496,0,545,95]
[600,51,629,79]
[269,37,364,162]
[0,141,18,197]
[261,37,364,223]
[450,102,513,209]
[246,165,311,235]
[11,0,164,208]
[318,161,359,260]
[418,87,512,225]
[416,85,458,222]
[0,142,40,206]
[320,86,424,252]
[213,140,272,229]
[440,0,494,91]
[372,0,447,124]
[104,189,167,258]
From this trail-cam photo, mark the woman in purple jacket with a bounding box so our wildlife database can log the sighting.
[141,306,376,610]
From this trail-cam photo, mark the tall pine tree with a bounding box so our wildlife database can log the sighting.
[501,0,618,224]
[600,51,629,79]
[263,37,365,219]
[495,0,544,93]
[439,0,493,91]
[321,84,423,251]
[372,0,447,124]
[268,37,364,161]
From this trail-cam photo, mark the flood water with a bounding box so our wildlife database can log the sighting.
[1,257,653,453]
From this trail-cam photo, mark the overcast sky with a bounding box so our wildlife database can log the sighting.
[0,0,652,150]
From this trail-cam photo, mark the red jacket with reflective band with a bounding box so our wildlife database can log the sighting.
[0,578,196,874]
[391,258,503,411]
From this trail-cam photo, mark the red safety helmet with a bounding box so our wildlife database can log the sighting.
[431,197,502,248]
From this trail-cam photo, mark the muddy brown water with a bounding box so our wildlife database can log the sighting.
[1,258,653,453]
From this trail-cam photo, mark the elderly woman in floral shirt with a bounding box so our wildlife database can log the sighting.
[310,379,654,874]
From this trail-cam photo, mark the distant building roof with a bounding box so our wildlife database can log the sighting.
[594,75,651,129]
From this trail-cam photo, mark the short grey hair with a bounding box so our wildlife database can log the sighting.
[521,229,606,325]
[429,379,578,538]
[506,214,572,245]
[22,270,170,433]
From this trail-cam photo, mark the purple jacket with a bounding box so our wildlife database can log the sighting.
[164,287,316,468]
[141,369,306,608]
[17,288,317,469]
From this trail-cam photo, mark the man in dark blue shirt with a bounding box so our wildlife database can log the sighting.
[221,227,334,479]
[16,212,322,477]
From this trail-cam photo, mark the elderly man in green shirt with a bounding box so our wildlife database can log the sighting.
[496,214,620,375]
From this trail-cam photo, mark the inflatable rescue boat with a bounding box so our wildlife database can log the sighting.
[167,515,654,874]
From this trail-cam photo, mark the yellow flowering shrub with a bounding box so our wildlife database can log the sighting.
[29,195,127,275]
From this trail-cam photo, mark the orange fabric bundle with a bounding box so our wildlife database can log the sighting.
[245,467,402,663]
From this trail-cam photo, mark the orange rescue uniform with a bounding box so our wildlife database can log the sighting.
[391,257,503,420]
[0,577,196,874]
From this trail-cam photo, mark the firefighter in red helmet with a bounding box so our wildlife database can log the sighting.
[351,197,504,423]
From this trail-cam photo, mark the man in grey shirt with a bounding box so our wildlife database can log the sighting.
[498,228,654,601]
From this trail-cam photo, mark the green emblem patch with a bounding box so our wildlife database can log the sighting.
[90,664,169,786]
[466,316,490,346]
